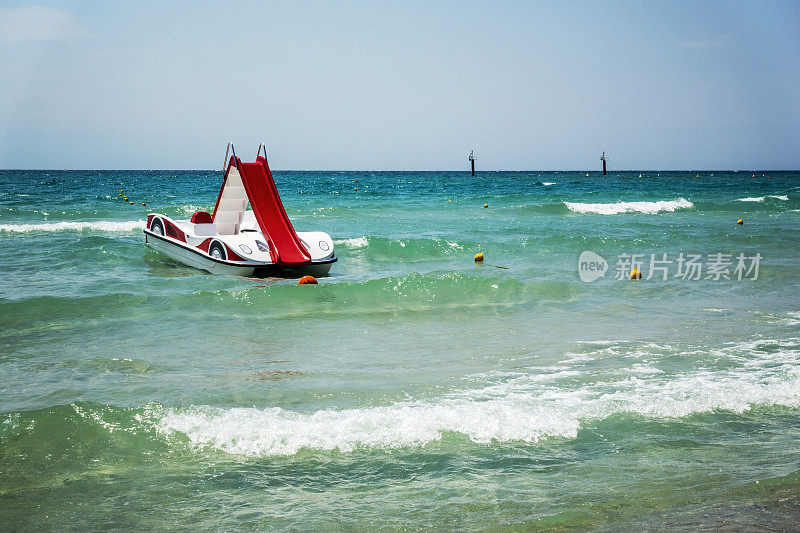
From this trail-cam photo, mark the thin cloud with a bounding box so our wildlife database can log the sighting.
[674,32,734,50]
[0,4,84,44]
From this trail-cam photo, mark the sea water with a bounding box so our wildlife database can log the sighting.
[1,169,799,530]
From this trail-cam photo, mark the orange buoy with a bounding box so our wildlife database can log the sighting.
[142,202,147,206]
[483,203,488,208]
[298,275,318,285]
[737,218,743,225]
[630,267,642,280]
[474,252,484,262]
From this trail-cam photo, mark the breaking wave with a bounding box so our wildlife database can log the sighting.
[0,220,145,233]
[155,337,800,457]
[736,195,789,202]
[564,198,693,215]
[335,236,369,249]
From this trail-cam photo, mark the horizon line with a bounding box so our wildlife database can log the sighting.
[2,168,798,173]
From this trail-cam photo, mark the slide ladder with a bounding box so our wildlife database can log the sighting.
[212,149,310,264]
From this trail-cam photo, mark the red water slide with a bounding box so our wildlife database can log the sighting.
[234,156,311,264]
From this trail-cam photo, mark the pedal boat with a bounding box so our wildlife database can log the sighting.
[143,146,336,277]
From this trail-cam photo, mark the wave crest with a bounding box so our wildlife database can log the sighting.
[564,198,693,215]
[156,337,800,457]
[0,220,144,233]
[737,195,789,202]
[334,236,369,248]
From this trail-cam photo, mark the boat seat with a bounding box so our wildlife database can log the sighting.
[192,223,218,236]
[191,211,213,224]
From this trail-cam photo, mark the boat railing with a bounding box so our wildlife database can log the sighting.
[222,142,243,176]
[256,143,269,165]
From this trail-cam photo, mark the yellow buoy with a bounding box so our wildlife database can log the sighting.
[483,203,488,208]
[142,202,147,206]
[474,253,484,262]
[630,267,642,280]
[737,218,743,225]
[298,275,318,285]
[129,201,134,205]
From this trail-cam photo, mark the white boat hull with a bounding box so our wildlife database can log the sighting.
[143,213,336,277]
[146,230,256,276]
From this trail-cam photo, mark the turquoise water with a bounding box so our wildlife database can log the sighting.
[1,169,799,530]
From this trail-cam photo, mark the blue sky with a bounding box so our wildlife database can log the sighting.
[1,1,799,170]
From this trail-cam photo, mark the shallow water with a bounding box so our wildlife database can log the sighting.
[1,169,799,530]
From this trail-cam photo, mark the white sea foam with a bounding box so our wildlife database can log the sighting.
[155,338,800,457]
[542,182,556,186]
[564,198,693,215]
[335,236,369,248]
[0,220,145,233]
[576,339,630,346]
[178,204,206,215]
[737,195,789,202]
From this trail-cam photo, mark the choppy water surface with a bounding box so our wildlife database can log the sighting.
[1,169,799,530]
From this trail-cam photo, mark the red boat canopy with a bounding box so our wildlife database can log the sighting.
[212,154,311,265]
